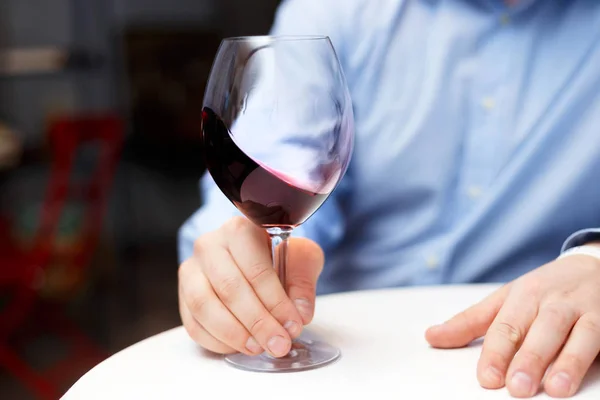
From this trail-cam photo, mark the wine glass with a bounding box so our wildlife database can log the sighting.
[201,36,354,372]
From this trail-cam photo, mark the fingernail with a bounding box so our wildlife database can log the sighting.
[550,372,573,395]
[511,371,533,396]
[245,337,263,354]
[484,366,503,386]
[294,298,313,320]
[284,320,300,337]
[267,336,290,357]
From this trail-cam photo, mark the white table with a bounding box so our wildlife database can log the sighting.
[63,284,600,399]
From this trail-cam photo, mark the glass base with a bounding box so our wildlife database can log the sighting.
[224,330,341,372]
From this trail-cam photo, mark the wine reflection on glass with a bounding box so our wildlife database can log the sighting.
[201,35,354,372]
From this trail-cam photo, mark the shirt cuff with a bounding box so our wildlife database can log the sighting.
[561,228,600,253]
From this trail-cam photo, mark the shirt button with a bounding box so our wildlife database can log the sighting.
[481,97,496,110]
[467,186,483,199]
[425,255,440,270]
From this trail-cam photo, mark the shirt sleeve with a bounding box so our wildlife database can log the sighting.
[561,228,600,252]
[178,0,350,263]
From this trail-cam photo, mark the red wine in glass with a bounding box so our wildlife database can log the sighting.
[202,106,336,228]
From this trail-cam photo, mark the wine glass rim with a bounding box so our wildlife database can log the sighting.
[223,35,330,42]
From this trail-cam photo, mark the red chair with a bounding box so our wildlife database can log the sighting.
[0,114,123,399]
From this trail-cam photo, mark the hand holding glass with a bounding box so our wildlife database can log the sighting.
[201,36,354,372]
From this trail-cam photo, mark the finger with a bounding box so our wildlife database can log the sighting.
[285,238,324,324]
[179,296,238,355]
[425,284,510,348]
[477,288,539,390]
[179,259,258,355]
[545,313,600,398]
[506,303,579,398]
[199,230,292,357]
[226,218,304,338]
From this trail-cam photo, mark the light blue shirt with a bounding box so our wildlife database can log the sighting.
[179,0,600,295]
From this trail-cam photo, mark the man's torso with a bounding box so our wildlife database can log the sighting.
[308,0,600,294]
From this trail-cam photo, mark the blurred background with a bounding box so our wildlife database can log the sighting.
[0,0,281,398]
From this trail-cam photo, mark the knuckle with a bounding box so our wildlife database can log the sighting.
[248,313,270,336]
[215,276,242,303]
[541,304,573,331]
[516,278,542,298]
[492,321,523,345]
[225,216,252,235]
[517,349,546,368]
[579,313,600,336]
[268,298,288,315]
[193,236,208,256]
[220,325,246,346]
[193,232,221,257]
[187,292,210,316]
[246,261,274,285]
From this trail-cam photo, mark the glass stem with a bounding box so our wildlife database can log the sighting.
[266,227,292,295]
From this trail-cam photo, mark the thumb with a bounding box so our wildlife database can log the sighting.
[425,284,510,348]
[285,237,324,325]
